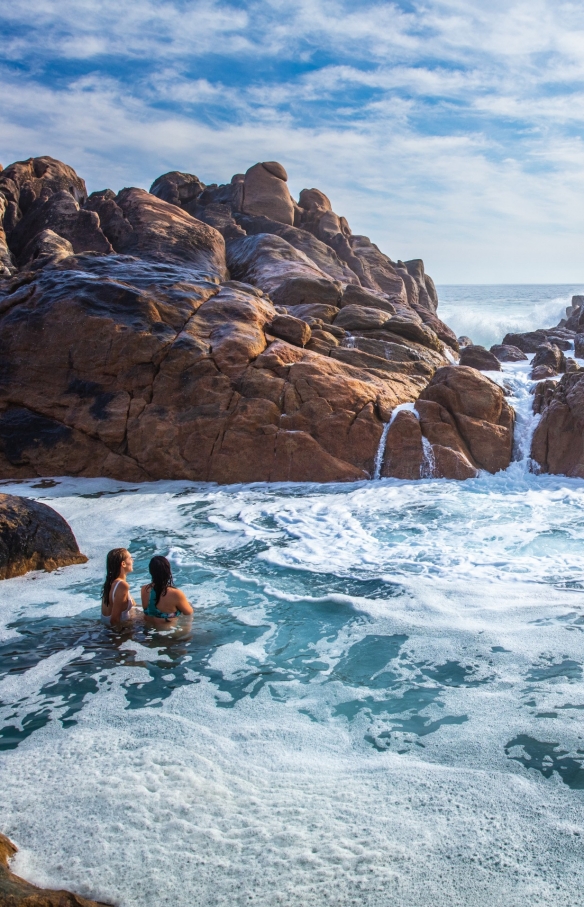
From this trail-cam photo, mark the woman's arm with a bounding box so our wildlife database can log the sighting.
[175,589,193,615]
[140,584,150,611]
[111,579,130,624]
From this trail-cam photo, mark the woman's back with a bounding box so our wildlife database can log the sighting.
[141,555,193,621]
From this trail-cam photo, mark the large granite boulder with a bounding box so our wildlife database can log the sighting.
[242,162,295,225]
[0,494,87,579]
[490,344,527,362]
[459,344,502,371]
[380,367,514,479]
[86,188,227,279]
[0,154,485,484]
[421,366,512,476]
[530,342,566,377]
[503,329,573,353]
[531,371,584,476]
[0,833,108,906]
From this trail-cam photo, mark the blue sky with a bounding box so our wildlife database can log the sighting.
[3,0,584,282]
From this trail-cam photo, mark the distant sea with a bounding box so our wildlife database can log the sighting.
[438,283,584,348]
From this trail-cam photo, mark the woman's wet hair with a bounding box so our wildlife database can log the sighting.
[102,548,129,606]
[149,555,175,606]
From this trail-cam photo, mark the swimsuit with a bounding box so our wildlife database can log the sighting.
[144,586,181,621]
[101,579,134,626]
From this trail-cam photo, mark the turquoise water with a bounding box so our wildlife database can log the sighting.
[2,291,584,906]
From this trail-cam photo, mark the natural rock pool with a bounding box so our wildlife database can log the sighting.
[3,336,584,905]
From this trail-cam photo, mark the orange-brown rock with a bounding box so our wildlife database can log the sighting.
[417,366,514,474]
[531,371,584,477]
[243,162,295,225]
[0,154,487,485]
[86,187,227,279]
[0,833,110,906]
[380,410,425,479]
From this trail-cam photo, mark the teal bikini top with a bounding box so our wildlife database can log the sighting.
[145,586,180,620]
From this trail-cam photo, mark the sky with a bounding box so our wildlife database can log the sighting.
[2,0,584,283]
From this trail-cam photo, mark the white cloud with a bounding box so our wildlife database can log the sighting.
[3,0,584,282]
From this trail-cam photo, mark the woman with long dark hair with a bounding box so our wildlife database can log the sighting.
[101,547,136,626]
[141,555,193,622]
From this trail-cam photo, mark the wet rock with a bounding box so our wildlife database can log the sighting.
[417,366,514,474]
[0,493,87,579]
[532,379,557,415]
[490,344,528,363]
[242,161,295,225]
[266,314,311,347]
[575,334,584,359]
[530,343,565,377]
[459,344,502,371]
[380,410,425,479]
[0,833,110,906]
[458,336,473,348]
[566,357,580,373]
[531,365,556,381]
[503,329,572,353]
[0,153,455,484]
[502,330,549,353]
[531,371,584,476]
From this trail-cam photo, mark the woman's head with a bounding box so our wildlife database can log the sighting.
[102,548,132,605]
[149,555,174,605]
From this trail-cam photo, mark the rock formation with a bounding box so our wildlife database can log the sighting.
[0,833,110,906]
[0,154,512,483]
[531,370,584,477]
[381,367,514,479]
[459,344,501,372]
[0,494,87,579]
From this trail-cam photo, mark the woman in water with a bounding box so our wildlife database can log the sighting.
[101,547,136,626]
[141,555,193,622]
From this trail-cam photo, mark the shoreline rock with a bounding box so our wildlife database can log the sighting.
[0,154,514,483]
[0,494,87,579]
[0,833,111,907]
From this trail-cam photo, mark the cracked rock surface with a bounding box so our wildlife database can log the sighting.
[0,154,511,482]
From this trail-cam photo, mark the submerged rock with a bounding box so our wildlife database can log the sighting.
[0,493,87,579]
[0,833,110,906]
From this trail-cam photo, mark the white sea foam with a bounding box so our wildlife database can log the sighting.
[2,317,584,905]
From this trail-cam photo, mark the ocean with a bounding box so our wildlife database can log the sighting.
[2,286,584,906]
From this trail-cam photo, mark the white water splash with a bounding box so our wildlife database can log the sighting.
[420,435,435,478]
[373,402,418,480]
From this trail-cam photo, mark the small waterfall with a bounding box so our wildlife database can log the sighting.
[373,422,391,480]
[420,436,435,478]
[373,402,418,480]
[344,333,356,349]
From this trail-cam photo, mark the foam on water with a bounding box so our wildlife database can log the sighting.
[438,284,584,349]
[2,334,584,905]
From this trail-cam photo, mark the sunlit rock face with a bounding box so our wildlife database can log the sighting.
[0,154,509,484]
